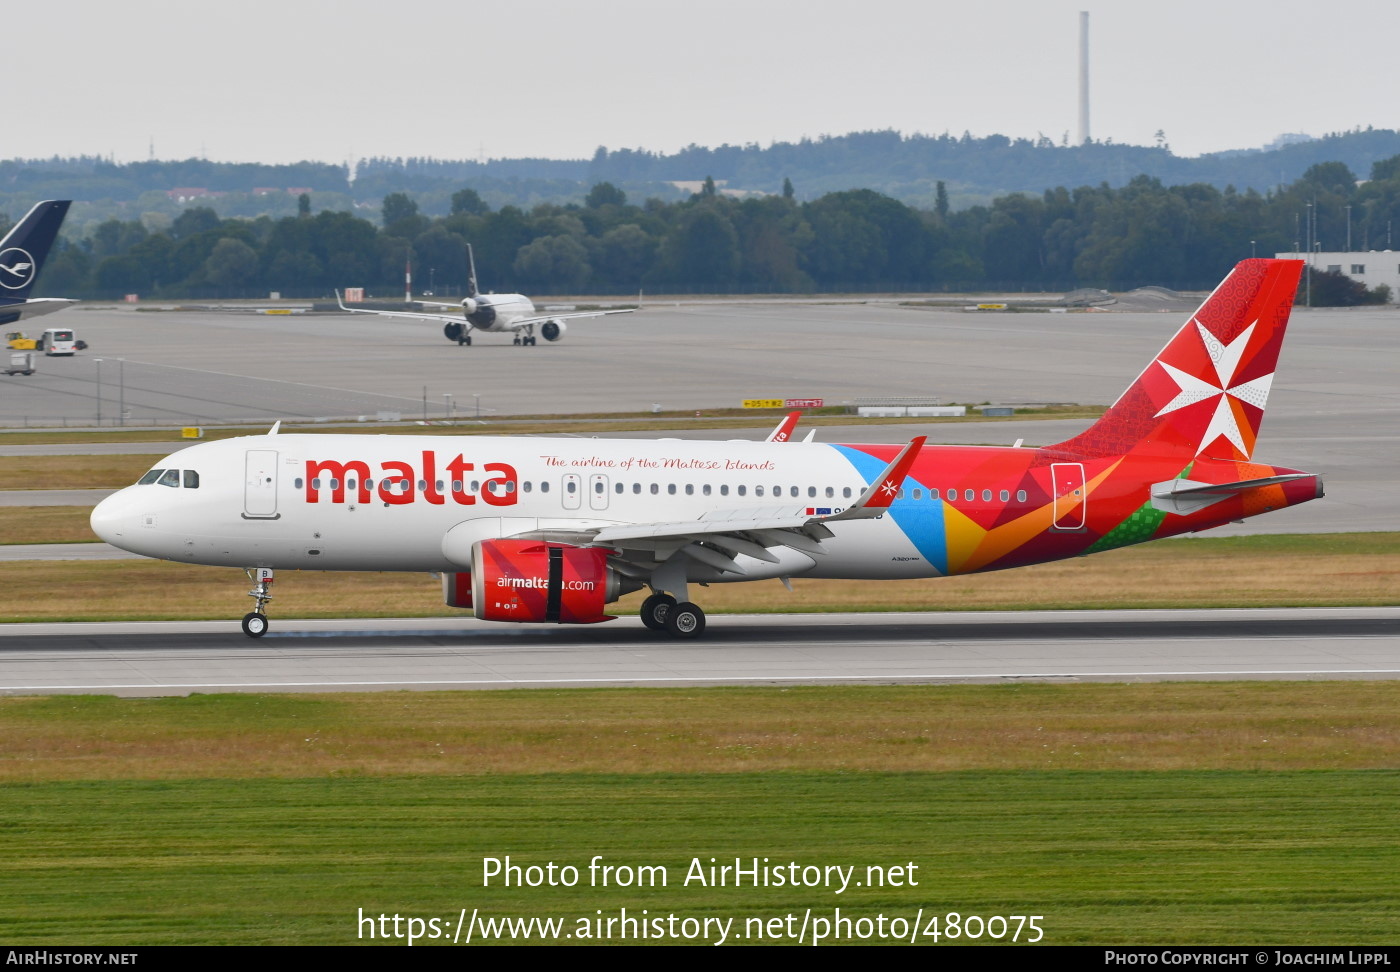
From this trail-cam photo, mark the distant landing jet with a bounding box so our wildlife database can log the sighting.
[337,243,633,347]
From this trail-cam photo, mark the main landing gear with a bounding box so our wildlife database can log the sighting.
[512,334,537,346]
[241,567,274,638]
[640,592,706,639]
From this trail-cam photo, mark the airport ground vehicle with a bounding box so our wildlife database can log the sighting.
[3,351,35,375]
[36,328,81,355]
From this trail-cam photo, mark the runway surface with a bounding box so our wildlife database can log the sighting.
[2,608,1395,697]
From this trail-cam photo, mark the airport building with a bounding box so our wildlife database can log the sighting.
[1274,250,1400,302]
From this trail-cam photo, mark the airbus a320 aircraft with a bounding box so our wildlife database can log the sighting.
[336,244,633,346]
[92,259,1321,639]
[0,200,75,326]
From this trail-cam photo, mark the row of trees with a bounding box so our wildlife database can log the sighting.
[31,158,1400,301]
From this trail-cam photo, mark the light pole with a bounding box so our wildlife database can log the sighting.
[94,357,103,426]
[1346,205,1352,252]
[117,358,125,427]
[443,393,453,422]
[1251,239,1256,258]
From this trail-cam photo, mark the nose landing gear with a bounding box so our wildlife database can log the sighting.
[242,567,274,638]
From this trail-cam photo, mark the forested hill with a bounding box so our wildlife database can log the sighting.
[356,128,1400,210]
[5,128,1400,219]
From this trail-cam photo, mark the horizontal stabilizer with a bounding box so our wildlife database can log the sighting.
[1150,473,1312,514]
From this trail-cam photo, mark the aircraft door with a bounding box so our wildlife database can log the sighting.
[244,449,279,519]
[1050,462,1086,531]
[588,473,609,510]
[562,473,581,511]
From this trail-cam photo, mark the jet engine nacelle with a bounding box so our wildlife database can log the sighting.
[460,297,478,316]
[540,319,567,342]
[470,538,634,624]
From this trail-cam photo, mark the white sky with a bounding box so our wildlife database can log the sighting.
[18,0,1397,166]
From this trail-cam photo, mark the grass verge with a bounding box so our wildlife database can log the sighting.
[0,455,162,491]
[0,507,101,544]
[3,683,1397,780]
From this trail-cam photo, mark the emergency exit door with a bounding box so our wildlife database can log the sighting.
[1050,462,1086,531]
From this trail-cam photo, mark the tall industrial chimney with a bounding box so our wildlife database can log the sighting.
[1078,11,1090,146]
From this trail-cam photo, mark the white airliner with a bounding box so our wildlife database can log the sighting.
[336,244,633,346]
[91,260,1322,640]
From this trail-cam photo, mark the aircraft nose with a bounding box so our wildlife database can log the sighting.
[90,490,132,546]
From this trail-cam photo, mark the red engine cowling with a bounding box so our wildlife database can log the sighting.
[442,571,473,609]
[470,539,617,624]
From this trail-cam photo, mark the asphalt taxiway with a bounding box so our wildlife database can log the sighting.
[1,608,1395,697]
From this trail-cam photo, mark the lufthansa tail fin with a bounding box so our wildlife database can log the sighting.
[0,200,71,303]
[1048,258,1304,463]
[465,243,480,299]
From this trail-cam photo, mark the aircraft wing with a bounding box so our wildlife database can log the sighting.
[335,292,468,326]
[515,437,927,573]
[502,308,634,331]
[0,297,78,325]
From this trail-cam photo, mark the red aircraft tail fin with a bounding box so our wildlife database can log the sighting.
[1049,258,1304,462]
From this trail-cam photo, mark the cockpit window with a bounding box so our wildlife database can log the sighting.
[183,470,200,489]
[157,469,181,488]
[138,469,165,485]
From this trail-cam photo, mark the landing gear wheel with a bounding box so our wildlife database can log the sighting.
[664,602,705,639]
[526,336,536,346]
[640,592,677,631]
[512,336,521,346]
[243,567,274,638]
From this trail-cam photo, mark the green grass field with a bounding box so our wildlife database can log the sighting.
[3,771,1396,945]
[1,685,1398,945]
